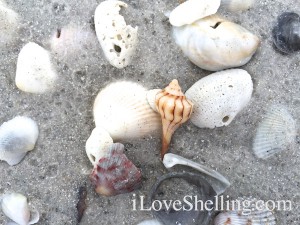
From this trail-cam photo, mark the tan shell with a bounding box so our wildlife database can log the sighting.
[155,80,193,158]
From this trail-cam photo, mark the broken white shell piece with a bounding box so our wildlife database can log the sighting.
[220,0,255,12]
[137,219,163,225]
[169,0,221,27]
[86,127,113,166]
[163,153,230,195]
[94,0,138,69]
[1,193,40,225]
[16,42,58,94]
[146,89,161,113]
[185,69,253,129]
[0,116,39,166]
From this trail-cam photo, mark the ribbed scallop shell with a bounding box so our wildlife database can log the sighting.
[253,105,297,159]
[93,81,161,141]
[0,116,39,166]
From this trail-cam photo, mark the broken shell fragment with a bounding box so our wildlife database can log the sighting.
[94,0,138,68]
[146,89,161,113]
[173,15,260,71]
[220,0,255,12]
[137,220,163,225]
[155,80,193,158]
[253,105,297,159]
[185,69,253,129]
[169,0,221,27]
[0,116,39,166]
[85,127,113,166]
[163,153,230,195]
[93,81,161,141]
[90,143,142,196]
[1,193,40,225]
[16,42,58,94]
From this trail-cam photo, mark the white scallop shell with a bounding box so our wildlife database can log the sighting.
[169,0,221,27]
[1,193,40,225]
[146,89,161,113]
[137,219,163,225]
[86,127,113,166]
[173,14,260,71]
[185,69,253,129]
[94,0,138,69]
[0,116,39,166]
[93,81,161,141]
[253,105,297,159]
[16,42,58,94]
[220,0,255,12]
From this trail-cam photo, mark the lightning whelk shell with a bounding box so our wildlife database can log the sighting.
[173,15,260,71]
[155,80,193,158]
[93,81,161,141]
[0,116,39,166]
[94,0,138,68]
[185,69,253,129]
[220,0,255,12]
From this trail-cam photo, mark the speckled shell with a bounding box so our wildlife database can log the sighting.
[173,15,260,71]
[93,81,161,141]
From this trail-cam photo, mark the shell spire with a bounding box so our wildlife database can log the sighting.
[155,80,193,159]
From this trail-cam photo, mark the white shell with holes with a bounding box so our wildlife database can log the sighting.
[185,69,253,129]
[94,0,138,69]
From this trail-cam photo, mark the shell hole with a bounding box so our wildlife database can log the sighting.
[211,21,222,29]
[127,34,131,38]
[222,116,230,123]
[90,154,96,163]
[112,21,115,27]
[117,34,122,40]
[229,85,233,88]
[114,44,122,53]
[56,28,61,38]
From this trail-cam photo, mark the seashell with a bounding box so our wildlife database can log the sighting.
[93,81,161,141]
[220,0,254,12]
[253,105,297,159]
[173,14,260,71]
[1,193,40,225]
[163,153,230,195]
[155,80,193,158]
[85,127,113,166]
[0,116,39,166]
[94,0,138,69]
[146,89,161,113]
[214,197,276,225]
[272,12,300,54]
[15,42,58,94]
[150,172,216,225]
[185,69,253,129]
[169,0,221,27]
[90,143,142,196]
[137,219,163,225]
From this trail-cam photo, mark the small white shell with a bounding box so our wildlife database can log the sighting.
[253,105,297,159]
[1,193,40,225]
[185,69,253,129]
[93,81,161,141]
[16,42,58,94]
[173,14,260,71]
[0,116,39,166]
[169,0,221,27]
[94,0,138,69]
[220,0,255,12]
[85,127,113,166]
[137,219,163,225]
[146,89,161,113]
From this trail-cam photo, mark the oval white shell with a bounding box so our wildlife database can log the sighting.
[1,193,40,225]
[16,42,58,94]
[253,105,297,159]
[185,69,253,129]
[137,219,163,225]
[146,89,161,113]
[220,0,255,12]
[93,81,161,141]
[85,127,113,166]
[173,15,260,71]
[0,116,39,166]
[94,0,138,69]
[169,0,221,27]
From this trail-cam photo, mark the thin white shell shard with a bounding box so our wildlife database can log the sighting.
[253,105,297,159]
[85,127,113,166]
[173,14,260,71]
[170,0,221,27]
[93,81,161,141]
[94,0,138,69]
[220,0,255,12]
[185,69,253,129]
[16,42,58,94]
[137,219,163,225]
[0,116,39,166]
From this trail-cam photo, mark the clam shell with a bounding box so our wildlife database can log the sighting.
[93,81,161,141]
[253,105,297,159]
[94,0,138,68]
[185,69,253,129]
[16,42,58,94]
[173,15,260,71]
[169,0,221,27]
[220,0,254,12]
[0,116,39,166]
